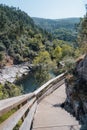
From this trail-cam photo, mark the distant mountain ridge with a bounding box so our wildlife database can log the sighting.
[33,17,80,31]
[33,17,80,42]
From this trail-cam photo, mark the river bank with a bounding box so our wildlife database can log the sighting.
[0,62,56,95]
[0,62,32,84]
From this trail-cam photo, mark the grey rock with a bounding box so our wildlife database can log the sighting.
[0,62,31,84]
[64,55,87,127]
[76,55,87,81]
[83,102,87,113]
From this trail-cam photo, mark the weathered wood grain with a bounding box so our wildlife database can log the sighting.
[34,73,65,96]
[37,79,65,102]
[0,73,66,130]
[0,98,36,130]
[19,102,37,130]
[0,93,35,116]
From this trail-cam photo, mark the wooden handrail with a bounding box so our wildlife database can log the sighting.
[0,73,66,130]
[34,73,65,95]
[0,98,36,130]
[0,93,35,117]
[19,102,37,130]
[34,73,65,102]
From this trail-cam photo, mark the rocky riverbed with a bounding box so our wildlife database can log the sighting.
[0,62,32,84]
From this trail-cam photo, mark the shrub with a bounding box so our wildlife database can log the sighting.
[14,54,23,64]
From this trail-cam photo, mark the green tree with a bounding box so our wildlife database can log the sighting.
[78,15,87,53]
[53,46,62,61]
[0,82,22,100]
[0,52,4,61]
[33,51,52,85]
[62,44,74,57]
[0,11,6,30]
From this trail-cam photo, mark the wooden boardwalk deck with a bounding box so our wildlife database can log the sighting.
[32,84,81,130]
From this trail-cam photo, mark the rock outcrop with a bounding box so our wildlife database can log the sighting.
[0,62,32,84]
[64,55,87,129]
[76,55,87,81]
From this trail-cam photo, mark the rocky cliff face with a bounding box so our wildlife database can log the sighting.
[65,55,87,129]
[76,55,87,81]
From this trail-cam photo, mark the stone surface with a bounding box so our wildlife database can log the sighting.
[76,54,87,81]
[32,84,80,130]
[64,55,87,128]
[83,102,87,113]
[0,62,31,84]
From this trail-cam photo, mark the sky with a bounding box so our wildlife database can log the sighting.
[0,0,86,19]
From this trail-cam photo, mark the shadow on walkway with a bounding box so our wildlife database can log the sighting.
[53,103,61,108]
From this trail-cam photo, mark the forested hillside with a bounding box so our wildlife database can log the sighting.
[0,4,82,99]
[0,4,79,68]
[33,17,80,42]
[0,4,53,67]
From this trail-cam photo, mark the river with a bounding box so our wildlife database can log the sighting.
[16,71,56,94]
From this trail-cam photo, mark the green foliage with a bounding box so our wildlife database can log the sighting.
[33,51,52,85]
[33,51,51,65]
[33,17,80,32]
[0,82,22,127]
[78,17,87,42]
[78,15,87,53]
[14,54,23,64]
[0,4,79,86]
[13,119,22,130]
[74,48,81,58]
[53,28,77,42]
[0,82,22,100]
[53,46,62,61]
[0,4,51,66]
[33,17,80,42]
[64,58,75,73]
[62,44,74,57]
[0,42,5,51]
[0,4,78,68]
[0,52,4,61]
[29,38,43,52]
[0,109,16,123]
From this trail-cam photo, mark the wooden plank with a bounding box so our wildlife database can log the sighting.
[37,79,65,102]
[0,73,64,116]
[0,93,35,117]
[34,73,65,95]
[0,98,36,130]
[0,73,66,130]
[19,102,37,130]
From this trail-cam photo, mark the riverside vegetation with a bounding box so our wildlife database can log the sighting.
[0,4,84,99]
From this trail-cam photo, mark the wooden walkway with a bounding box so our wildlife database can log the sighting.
[0,73,81,130]
[32,84,81,130]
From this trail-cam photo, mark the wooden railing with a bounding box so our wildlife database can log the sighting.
[0,73,66,130]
